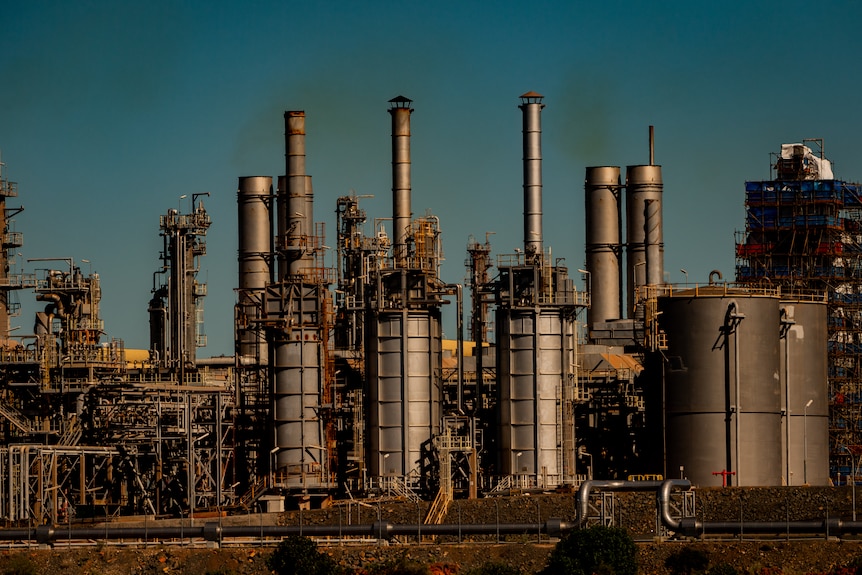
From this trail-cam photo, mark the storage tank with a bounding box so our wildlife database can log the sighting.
[780,299,829,485]
[658,287,782,486]
[584,166,622,324]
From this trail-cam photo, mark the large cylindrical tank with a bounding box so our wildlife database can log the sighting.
[585,166,622,324]
[497,307,576,488]
[780,300,829,485]
[269,283,326,487]
[237,176,273,360]
[626,165,663,314]
[367,306,442,479]
[658,288,782,486]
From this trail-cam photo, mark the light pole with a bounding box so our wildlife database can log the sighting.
[680,268,688,284]
[803,399,813,484]
[576,269,591,295]
[842,445,857,521]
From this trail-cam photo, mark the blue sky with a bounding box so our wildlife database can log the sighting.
[2,1,861,356]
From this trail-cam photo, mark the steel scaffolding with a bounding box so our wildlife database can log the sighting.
[735,144,862,478]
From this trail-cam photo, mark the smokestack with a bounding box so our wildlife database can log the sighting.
[237,176,273,358]
[626,163,664,313]
[389,96,413,267]
[283,111,313,277]
[519,91,544,260]
[585,166,622,324]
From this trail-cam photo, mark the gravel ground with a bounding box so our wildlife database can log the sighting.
[0,486,859,574]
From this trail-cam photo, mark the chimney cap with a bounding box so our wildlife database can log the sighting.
[389,95,413,109]
[520,91,544,103]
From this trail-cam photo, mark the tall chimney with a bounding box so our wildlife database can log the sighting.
[389,96,413,267]
[520,92,544,260]
[585,166,622,324]
[283,111,313,277]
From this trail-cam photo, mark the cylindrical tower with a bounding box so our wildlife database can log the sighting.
[520,91,544,260]
[389,96,413,267]
[584,166,622,324]
[495,93,577,488]
[497,304,576,486]
[366,97,444,492]
[237,176,273,360]
[626,164,663,313]
[658,288,782,486]
[282,111,314,278]
[780,300,829,485]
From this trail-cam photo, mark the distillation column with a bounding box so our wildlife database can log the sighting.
[268,111,331,490]
[366,96,443,491]
[236,176,273,486]
[496,92,578,489]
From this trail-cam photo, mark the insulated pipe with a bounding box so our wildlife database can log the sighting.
[16,520,575,545]
[389,96,413,267]
[576,480,665,527]
[584,166,622,324]
[520,91,544,260]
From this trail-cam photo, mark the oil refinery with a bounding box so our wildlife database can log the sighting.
[0,93,851,528]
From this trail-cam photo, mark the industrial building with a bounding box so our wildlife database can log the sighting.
[0,96,837,527]
[735,141,861,482]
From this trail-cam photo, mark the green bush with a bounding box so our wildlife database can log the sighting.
[266,535,342,575]
[540,525,637,575]
[665,547,710,575]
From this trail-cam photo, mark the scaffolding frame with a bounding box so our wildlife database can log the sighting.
[736,176,862,476]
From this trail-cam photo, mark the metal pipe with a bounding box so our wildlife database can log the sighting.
[520,91,544,260]
[389,96,413,268]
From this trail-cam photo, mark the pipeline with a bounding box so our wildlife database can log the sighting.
[1,519,574,546]
[578,479,862,538]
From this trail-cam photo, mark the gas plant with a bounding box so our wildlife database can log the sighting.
[0,94,841,526]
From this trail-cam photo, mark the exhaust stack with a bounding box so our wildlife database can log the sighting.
[389,96,413,267]
[520,92,544,259]
[283,111,314,277]
[585,166,622,324]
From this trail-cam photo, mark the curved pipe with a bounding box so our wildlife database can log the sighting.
[576,480,666,527]
[709,269,723,285]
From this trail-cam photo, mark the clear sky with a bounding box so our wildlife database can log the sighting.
[2,1,861,356]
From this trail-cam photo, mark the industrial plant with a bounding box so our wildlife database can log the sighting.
[0,93,847,528]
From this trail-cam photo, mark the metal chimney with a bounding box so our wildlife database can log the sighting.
[585,166,622,324]
[626,127,664,314]
[520,91,544,259]
[237,176,273,359]
[283,111,314,277]
[389,96,413,267]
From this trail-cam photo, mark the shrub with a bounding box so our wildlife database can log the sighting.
[540,525,637,575]
[266,535,342,575]
[665,547,710,575]
[365,555,429,575]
